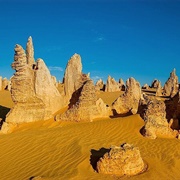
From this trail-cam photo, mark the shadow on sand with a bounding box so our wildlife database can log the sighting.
[110,109,133,118]
[90,148,110,171]
[0,105,10,128]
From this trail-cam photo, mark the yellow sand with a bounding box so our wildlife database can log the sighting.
[0,90,180,180]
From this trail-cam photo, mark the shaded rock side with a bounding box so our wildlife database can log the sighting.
[105,75,120,92]
[142,84,149,90]
[96,143,145,176]
[4,37,64,125]
[151,79,160,89]
[63,53,89,104]
[163,69,179,97]
[119,78,125,91]
[56,80,110,122]
[112,77,141,115]
[142,98,177,139]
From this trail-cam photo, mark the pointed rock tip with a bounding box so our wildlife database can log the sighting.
[28,36,32,41]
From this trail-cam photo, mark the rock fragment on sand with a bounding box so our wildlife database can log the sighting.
[96,143,146,176]
[142,97,178,139]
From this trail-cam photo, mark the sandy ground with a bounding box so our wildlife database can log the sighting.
[0,90,180,180]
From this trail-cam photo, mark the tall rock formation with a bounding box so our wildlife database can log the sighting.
[1,37,64,133]
[112,77,141,115]
[56,80,110,122]
[63,53,89,104]
[163,69,179,97]
[141,97,177,139]
[96,143,146,176]
[105,75,120,92]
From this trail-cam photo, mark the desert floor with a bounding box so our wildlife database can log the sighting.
[0,90,180,180]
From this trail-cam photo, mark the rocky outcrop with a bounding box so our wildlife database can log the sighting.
[155,81,162,96]
[95,79,104,91]
[112,77,141,115]
[151,79,160,89]
[142,84,149,90]
[56,80,110,122]
[0,76,2,91]
[163,69,179,97]
[63,53,90,104]
[105,76,120,92]
[2,78,9,90]
[51,75,58,88]
[96,143,146,176]
[119,78,125,91]
[165,91,180,124]
[0,77,10,91]
[141,98,177,139]
[1,37,64,132]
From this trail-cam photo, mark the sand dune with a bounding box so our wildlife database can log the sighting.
[0,91,180,179]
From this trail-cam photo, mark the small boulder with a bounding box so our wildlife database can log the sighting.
[96,143,146,176]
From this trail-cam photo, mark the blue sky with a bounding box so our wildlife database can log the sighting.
[0,0,180,86]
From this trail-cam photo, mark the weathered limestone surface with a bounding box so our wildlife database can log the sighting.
[0,77,10,91]
[63,53,89,104]
[142,84,149,89]
[112,77,141,115]
[163,69,179,97]
[155,81,162,96]
[142,98,177,139]
[119,78,125,91]
[0,76,2,91]
[105,76,120,92]
[2,37,64,129]
[95,79,104,91]
[51,75,58,87]
[56,80,110,122]
[96,143,145,176]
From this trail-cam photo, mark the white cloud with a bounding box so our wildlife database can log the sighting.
[91,75,103,83]
[48,66,63,72]
[94,36,105,42]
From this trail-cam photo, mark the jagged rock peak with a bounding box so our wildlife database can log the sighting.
[56,79,110,122]
[112,77,141,115]
[63,53,84,102]
[105,75,120,92]
[163,68,179,97]
[26,36,35,65]
[13,44,27,70]
[95,78,104,91]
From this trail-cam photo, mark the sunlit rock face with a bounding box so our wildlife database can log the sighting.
[163,69,179,98]
[63,53,90,105]
[56,80,110,122]
[2,37,64,130]
[112,77,141,115]
[96,143,146,176]
[105,75,120,92]
[95,79,104,91]
[141,97,177,139]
